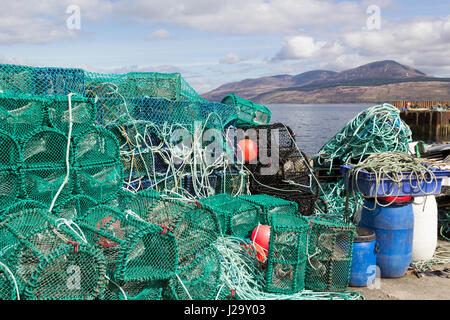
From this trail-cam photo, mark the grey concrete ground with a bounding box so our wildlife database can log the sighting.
[352,240,450,300]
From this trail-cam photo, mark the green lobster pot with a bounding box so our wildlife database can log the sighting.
[102,279,164,300]
[0,130,21,170]
[73,126,121,167]
[75,161,124,203]
[0,209,108,300]
[173,203,220,270]
[22,127,70,168]
[239,194,299,225]
[0,169,22,210]
[48,95,97,136]
[125,72,182,100]
[0,95,47,141]
[52,194,98,220]
[305,217,356,292]
[0,199,46,223]
[265,212,310,294]
[200,193,260,238]
[0,64,35,95]
[22,166,74,207]
[76,205,179,283]
[166,245,221,300]
[221,93,271,127]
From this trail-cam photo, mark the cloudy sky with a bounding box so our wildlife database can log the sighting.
[0,0,449,93]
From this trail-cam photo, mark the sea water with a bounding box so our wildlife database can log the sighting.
[268,104,370,156]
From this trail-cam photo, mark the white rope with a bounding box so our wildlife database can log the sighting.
[48,92,75,212]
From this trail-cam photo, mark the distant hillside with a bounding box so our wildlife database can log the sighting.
[202,60,450,104]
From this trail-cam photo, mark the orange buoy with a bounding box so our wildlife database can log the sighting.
[237,139,258,163]
[251,224,271,262]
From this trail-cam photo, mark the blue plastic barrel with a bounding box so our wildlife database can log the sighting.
[358,198,414,278]
[349,227,377,287]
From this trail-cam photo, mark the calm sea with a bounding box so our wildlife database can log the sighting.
[268,104,372,156]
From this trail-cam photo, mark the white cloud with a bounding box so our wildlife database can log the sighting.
[147,29,172,40]
[219,53,241,64]
[0,0,113,44]
[274,35,345,60]
[115,0,367,34]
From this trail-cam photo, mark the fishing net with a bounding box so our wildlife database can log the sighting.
[314,103,412,173]
[238,194,298,225]
[264,212,310,294]
[0,199,46,223]
[221,94,271,127]
[52,194,98,221]
[0,95,46,141]
[75,162,123,203]
[73,126,120,166]
[200,193,260,238]
[76,205,178,283]
[23,166,74,207]
[48,95,96,136]
[0,130,21,170]
[166,245,221,300]
[172,203,220,270]
[0,169,21,209]
[22,127,69,168]
[214,236,363,300]
[0,261,19,300]
[102,279,164,300]
[305,216,355,292]
[32,67,86,97]
[0,209,107,300]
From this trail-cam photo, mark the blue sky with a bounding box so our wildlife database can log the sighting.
[0,0,449,93]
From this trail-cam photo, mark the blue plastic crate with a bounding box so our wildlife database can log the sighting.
[341,164,450,197]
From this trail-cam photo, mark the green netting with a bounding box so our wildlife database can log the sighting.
[73,126,120,166]
[265,213,310,294]
[76,205,178,283]
[102,279,164,300]
[0,169,21,209]
[75,161,123,203]
[0,209,107,300]
[305,216,355,292]
[238,194,299,225]
[0,261,19,300]
[172,203,220,270]
[106,188,135,212]
[22,127,69,168]
[0,95,46,142]
[166,245,221,300]
[125,189,191,231]
[48,95,96,136]
[0,64,35,95]
[221,93,271,127]
[52,194,98,221]
[199,193,260,238]
[0,130,21,170]
[0,199,46,223]
[23,166,73,207]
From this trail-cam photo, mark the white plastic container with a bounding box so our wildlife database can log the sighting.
[412,195,438,261]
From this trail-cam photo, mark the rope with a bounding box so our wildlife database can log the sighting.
[48,92,75,212]
[214,236,363,300]
[346,151,440,211]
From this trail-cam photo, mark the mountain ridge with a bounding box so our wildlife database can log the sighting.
[201,60,450,104]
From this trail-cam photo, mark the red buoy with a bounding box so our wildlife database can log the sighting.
[237,139,258,163]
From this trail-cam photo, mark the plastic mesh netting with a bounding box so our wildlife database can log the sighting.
[265,212,310,294]
[221,94,271,127]
[305,216,355,292]
[238,194,299,225]
[200,193,260,238]
[75,205,178,283]
[0,209,107,300]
